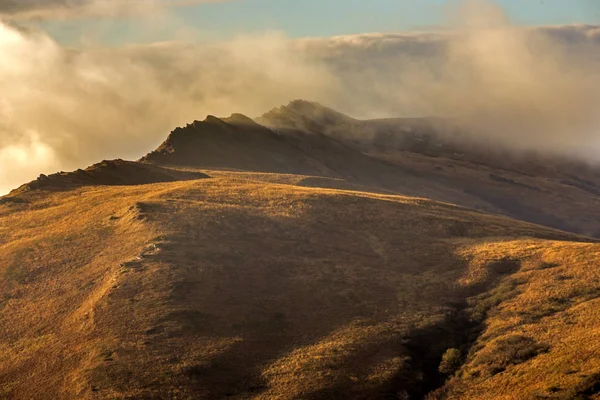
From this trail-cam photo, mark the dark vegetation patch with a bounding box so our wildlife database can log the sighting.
[535,261,562,271]
[516,286,600,326]
[526,297,572,321]
[398,306,483,398]
[489,173,543,192]
[446,221,470,237]
[557,373,600,399]
[489,259,521,275]
[0,196,27,205]
[438,348,462,375]
[470,335,550,377]
[468,280,520,323]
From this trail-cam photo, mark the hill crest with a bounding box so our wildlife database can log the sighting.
[8,159,208,196]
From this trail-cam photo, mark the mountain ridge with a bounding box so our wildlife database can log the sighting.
[6,101,600,237]
[3,100,600,399]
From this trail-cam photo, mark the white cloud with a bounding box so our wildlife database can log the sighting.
[0,131,60,195]
[1,0,600,195]
[296,23,600,158]
[0,25,338,194]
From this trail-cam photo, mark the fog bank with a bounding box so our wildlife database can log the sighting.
[1,0,600,194]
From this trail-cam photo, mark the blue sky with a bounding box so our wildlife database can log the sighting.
[42,0,600,46]
[173,0,599,36]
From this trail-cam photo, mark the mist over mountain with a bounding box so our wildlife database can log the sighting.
[1,0,600,194]
[7,99,600,239]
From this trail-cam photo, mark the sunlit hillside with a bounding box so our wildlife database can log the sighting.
[1,164,599,399]
[2,0,600,397]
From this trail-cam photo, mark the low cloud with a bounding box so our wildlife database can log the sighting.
[0,26,337,194]
[300,22,600,158]
[1,0,600,194]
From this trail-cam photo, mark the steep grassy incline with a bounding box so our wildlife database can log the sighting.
[431,241,600,399]
[1,172,598,399]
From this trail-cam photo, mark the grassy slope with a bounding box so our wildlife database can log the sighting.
[433,241,600,399]
[1,171,599,399]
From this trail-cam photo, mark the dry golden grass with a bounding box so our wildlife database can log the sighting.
[432,241,600,399]
[0,170,598,399]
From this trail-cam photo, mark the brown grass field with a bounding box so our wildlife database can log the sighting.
[2,168,600,399]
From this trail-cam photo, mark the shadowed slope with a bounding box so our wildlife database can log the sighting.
[140,114,333,176]
[138,112,422,192]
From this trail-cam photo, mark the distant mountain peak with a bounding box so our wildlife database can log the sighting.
[223,113,259,126]
[257,100,356,134]
[204,115,229,125]
[276,99,353,120]
[286,99,327,111]
[138,111,336,176]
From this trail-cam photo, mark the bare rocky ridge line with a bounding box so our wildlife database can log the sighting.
[8,159,209,196]
[6,100,600,237]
